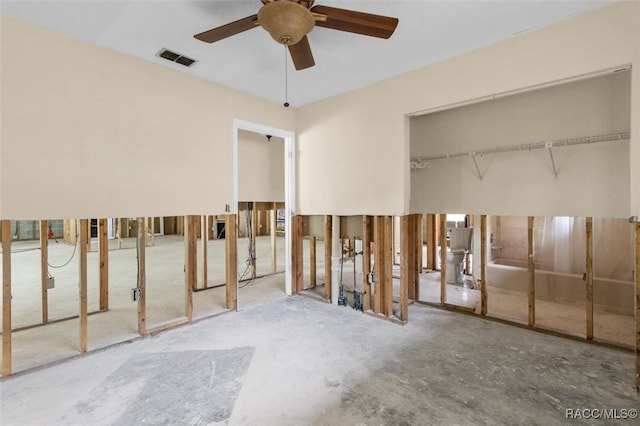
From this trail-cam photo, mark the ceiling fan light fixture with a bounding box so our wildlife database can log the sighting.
[258,1,315,45]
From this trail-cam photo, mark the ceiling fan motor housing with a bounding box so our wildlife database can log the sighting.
[258,1,315,45]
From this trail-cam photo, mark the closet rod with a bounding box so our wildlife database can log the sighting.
[410,131,630,167]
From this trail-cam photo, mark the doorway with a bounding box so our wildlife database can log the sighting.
[233,120,295,308]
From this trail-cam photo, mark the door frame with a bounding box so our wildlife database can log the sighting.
[232,119,295,299]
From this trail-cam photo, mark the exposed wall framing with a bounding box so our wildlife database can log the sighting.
[40,220,49,322]
[439,214,447,305]
[200,215,208,289]
[324,215,332,300]
[2,220,12,375]
[136,217,147,335]
[400,216,410,321]
[271,203,277,273]
[527,216,535,326]
[78,219,88,353]
[362,216,371,311]
[226,214,237,310]
[635,222,639,393]
[292,215,304,293]
[426,214,437,270]
[185,216,196,321]
[99,218,109,310]
[586,217,594,339]
[480,215,488,316]
[309,236,317,287]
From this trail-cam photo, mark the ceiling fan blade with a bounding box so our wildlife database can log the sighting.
[288,36,315,70]
[194,15,259,43]
[310,5,398,39]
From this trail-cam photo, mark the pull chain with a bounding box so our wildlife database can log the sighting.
[283,45,290,108]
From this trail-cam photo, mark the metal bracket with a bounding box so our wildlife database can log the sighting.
[470,153,484,181]
[546,141,558,177]
[410,159,427,170]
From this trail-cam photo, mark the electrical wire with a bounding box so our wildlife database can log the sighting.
[47,238,78,269]
[238,205,256,283]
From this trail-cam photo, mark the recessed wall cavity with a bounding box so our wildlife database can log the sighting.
[409,71,631,218]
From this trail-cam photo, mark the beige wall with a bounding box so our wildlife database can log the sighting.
[0,17,295,219]
[238,130,285,202]
[410,72,631,218]
[295,1,640,217]
[2,2,639,219]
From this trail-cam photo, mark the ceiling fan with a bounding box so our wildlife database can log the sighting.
[194,0,399,70]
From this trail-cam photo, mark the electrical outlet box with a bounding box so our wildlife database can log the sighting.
[368,272,376,284]
[46,276,55,289]
[131,288,140,302]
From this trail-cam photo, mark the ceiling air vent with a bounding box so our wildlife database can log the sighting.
[157,48,197,67]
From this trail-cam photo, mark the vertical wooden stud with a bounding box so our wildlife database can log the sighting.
[586,217,594,340]
[99,218,109,310]
[400,216,410,321]
[292,216,304,293]
[40,220,49,322]
[324,215,332,300]
[414,214,422,300]
[225,214,237,310]
[383,216,394,317]
[208,216,215,240]
[201,215,208,289]
[185,216,196,321]
[407,215,415,301]
[310,236,317,287]
[176,216,184,235]
[150,217,156,246]
[137,217,147,335]
[2,220,12,376]
[79,219,88,353]
[271,203,277,273]
[85,220,91,254]
[373,216,383,314]
[411,215,419,301]
[251,203,258,279]
[362,216,371,311]
[635,222,640,393]
[439,214,447,305]
[416,214,423,272]
[528,216,535,327]
[426,214,436,270]
[116,218,122,249]
[480,215,488,316]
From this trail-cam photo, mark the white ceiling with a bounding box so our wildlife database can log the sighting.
[1,0,613,107]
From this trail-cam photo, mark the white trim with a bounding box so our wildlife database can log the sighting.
[407,64,632,118]
[232,119,295,299]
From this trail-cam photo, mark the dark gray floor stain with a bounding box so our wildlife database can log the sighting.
[75,347,254,425]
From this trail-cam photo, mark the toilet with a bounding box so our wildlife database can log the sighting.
[440,227,473,285]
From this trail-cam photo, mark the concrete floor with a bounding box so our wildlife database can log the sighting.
[2,295,638,425]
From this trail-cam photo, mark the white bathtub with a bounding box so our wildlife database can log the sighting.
[487,259,633,315]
